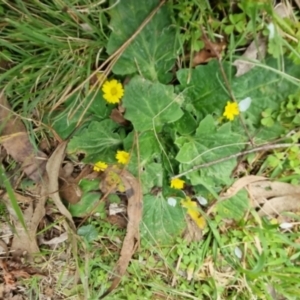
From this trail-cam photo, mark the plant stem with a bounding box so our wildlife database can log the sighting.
[173,143,300,179]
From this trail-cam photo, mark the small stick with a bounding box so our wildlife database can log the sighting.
[173,143,299,179]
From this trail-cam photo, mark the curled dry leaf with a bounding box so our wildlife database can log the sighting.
[233,36,267,77]
[220,175,266,200]
[59,165,93,205]
[40,232,68,246]
[10,192,46,261]
[99,167,142,298]
[110,107,130,126]
[106,215,127,229]
[223,176,300,216]
[191,39,226,67]
[0,91,47,182]
[248,181,300,216]
[248,180,300,203]
[46,141,76,231]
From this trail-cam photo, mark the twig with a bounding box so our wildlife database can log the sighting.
[173,143,300,179]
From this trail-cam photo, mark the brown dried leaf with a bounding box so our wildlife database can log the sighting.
[192,39,226,67]
[100,168,142,298]
[106,215,127,229]
[59,180,82,204]
[274,2,293,19]
[249,180,300,204]
[221,175,267,200]
[59,165,92,204]
[1,190,33,205]
[10,195,45,260]
[192,49,215,66]
[247,180,300,216]
[110,108,130,126]
[258,195,300,216]
[40,232,68,246]
[0,91,47,182]
[0,260,16,291]
[224,177,300,216]
[233,36,267,77]
[46,141,76,230]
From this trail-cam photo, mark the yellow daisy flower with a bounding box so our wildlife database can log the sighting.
[116,150,130,165]
[102,79,124,104]
[181,197,206,229]
[170,178,185,190]
[93,161,108,172]
[223,101,239,121]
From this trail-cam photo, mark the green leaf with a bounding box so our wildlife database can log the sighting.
[123,76,183,132]
[123,131,163,193]
[107,0,178,83]
[78,178,101,193]
[261,116,275,127]
[216,190,250,220]
[46,90,111,140]
[177,60,228,118]
[77,225,98,243]
[175,115,246,187]
[67,119,122,163]
[140,163,163,193]
[124,131,161,164]
[0,165,27,232]
[177,58,300,140]
[68,192,104,218]
[174,110,198,135]
[141,194,186,245]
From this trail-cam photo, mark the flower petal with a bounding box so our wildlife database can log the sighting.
[238,97,252,112]
[167,197,177,207]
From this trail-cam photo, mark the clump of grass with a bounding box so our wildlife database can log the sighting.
[0,1,110,124]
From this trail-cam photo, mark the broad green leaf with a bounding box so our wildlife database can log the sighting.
[124,131,161,166]
[77,225,98,243]
[107,0,178,83]
[78,178,101,193]
[68,192,104,218]
[177,58,300,140]
[67,119,122,163]
[123,76,183,132]
[0,165,27,231]
[141,193,186,245]
[47,90,111,139]
[216,190,250,220]
[175,115,246,187]
[85,89,112,118]
[174,110,198,135]
[123,131,163,193]
[177,60,228,118]
[139,163,163,194]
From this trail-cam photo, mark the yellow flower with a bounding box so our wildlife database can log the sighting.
[223,101,239,121]
[102,79,124,104]
[93,161,108,172]
[170,178,185,190]
[116,150,130,164]
[181,197,206,229]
